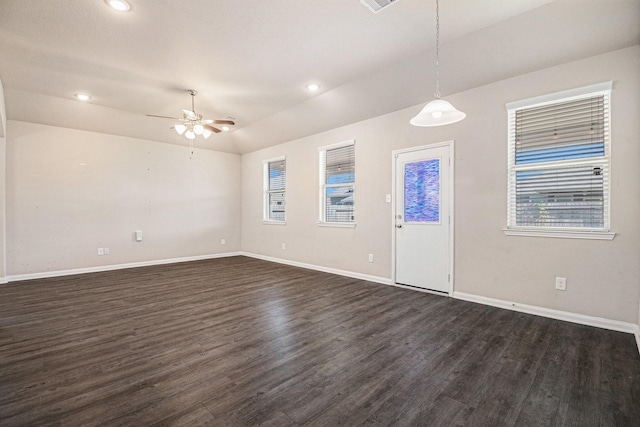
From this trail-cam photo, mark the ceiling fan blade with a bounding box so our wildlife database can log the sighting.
[183,109,197,120]
[204,124,222,133]
[146,114,181,120]
[213,119,235,126]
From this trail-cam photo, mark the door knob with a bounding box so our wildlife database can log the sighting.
[396,224,403,228]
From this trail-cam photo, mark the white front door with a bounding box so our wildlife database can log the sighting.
[393,142,452,294]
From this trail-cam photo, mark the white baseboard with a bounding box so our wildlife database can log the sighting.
[6,252,243,283]
[454,291,639,335]
[636,332,640,357]
[240,252,391,286]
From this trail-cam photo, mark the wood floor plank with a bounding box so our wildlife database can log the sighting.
[1,256,639,426]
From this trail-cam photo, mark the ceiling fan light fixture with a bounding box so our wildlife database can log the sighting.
[410,99,466,127]
[221,126,230,132]
[175,124,187,135]
[148,90,235,145]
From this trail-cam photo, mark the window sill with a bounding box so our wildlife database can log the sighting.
[317,222,356,228]
[262,220,286,225]
[503,228,615,240]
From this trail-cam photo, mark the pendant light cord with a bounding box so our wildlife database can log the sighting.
[434,0,441,99]
[410,0,466,126]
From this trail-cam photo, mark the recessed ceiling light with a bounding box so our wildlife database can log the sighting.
[306,83,320,92]
[106,0,131,12]
[75,94,91,101]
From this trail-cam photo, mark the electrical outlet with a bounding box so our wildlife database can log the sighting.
[97,248,104,256]
[282,243,286,250]
[555,277,567,291]
[368,254,374,263]
[221,239,226,245]
[104,247,110,255]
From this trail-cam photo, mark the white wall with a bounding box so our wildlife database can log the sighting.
[241,45,640,324]
[0,81,6,280]
[6,121,241,276]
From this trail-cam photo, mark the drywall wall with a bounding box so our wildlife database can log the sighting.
[0,81,6,281]
[6,121,241,275]
[241,45,640,324]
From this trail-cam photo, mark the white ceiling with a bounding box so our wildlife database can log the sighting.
[0,0,638,154]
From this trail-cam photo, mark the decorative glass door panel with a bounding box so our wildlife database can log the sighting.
[404,159,440,223]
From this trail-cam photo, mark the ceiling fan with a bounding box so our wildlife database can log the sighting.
[147,90,235,140]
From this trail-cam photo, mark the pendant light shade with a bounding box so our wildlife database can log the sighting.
[410,99,466,127]
[411,0,465,127]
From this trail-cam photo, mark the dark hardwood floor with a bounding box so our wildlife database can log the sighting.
[0,256,639,426]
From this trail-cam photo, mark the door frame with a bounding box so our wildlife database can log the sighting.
[391,140,455,296]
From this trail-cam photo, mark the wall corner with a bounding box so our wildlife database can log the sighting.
[0,79,7,281]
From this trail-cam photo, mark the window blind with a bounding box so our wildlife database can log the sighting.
[514,165,606,227]
[325,145,355,184]
[268,160,286,191]
[507,87,610,231]
[515,96,605,164]
[265,159,286,221]
[320,142,355,223]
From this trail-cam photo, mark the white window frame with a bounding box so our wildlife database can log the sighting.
[504,82,614,240]
[262,156,287,225]
[318,139,356,228]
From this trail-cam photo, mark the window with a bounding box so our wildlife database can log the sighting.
[319,140,355,225]
[505,82,614,240]
[263,157,286,223]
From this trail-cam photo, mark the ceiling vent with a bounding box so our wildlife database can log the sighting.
[360,0,399,14]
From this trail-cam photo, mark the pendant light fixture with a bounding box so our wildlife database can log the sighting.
[410,0,465,127]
